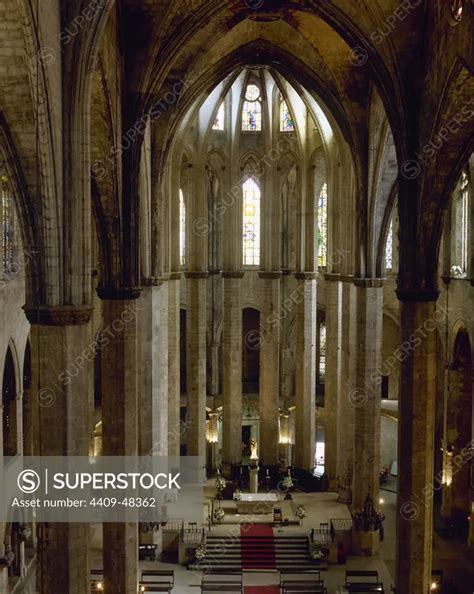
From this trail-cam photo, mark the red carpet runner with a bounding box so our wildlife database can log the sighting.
[240,524,276,570]
[244,588,279,594]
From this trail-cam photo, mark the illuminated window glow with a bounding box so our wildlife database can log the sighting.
[179,189,186,267]
[242,177,261,266]
[460,171,469,275]
[242,84,262,131]
[1,175,14,274]
[317,183,328,268]
[280,99,294,132]
[318,322,326,382]
[212,102,225,131]
[385,219,393,271]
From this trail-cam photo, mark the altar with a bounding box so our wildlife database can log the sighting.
[236,493,279,515]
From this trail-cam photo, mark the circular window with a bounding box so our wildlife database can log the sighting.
[245,84,261,101]
[450,0,465,21]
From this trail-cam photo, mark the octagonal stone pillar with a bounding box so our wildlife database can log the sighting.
[396,292,438,594]
[24,305,93,594]
[97,291,140,594]
[352,279,383,509]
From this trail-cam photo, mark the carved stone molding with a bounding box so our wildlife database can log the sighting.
[23,305,93,326]
[396,288,440,302]
[221,271,245,279]
[184,271,209,279]
[96,286,141,300]
[258,271,282,279]
[353,278,385,289]
[294,272,317,280]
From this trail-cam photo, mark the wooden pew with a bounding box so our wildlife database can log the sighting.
[345,570,383,593]
[345,586,384,593]
[201,574,242,593]
[281,580,327,593]
[141,570,174,587]
[345,571,379,586]
[279,569,321,586]
[138,583,172,593]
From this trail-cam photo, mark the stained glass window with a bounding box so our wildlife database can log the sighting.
[179,188,186,267]
[318,322,326,382]
[280,98,294,132]
[1,175,14,274]
[212,102,225,131]
[385,219,393,271]
[460,170,469,274]
[317,183,328,268]
[242,84,262,131]
[242,177,261,266]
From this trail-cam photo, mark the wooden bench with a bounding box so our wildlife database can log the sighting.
[201,574,242,593]
[344,586,384,593]
[200,583,242,593]
[141,570,174,587]
[345,571,379,586]
[138,583,172,593]
[281,579,327,593]
[280,570,321,586]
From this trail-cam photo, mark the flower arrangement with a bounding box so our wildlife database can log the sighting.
[233,489,242,501]
[311,547,325,561]
[282,476,294,490]
[295,505,306,520]
[351,489,385,532]
[215,476,227,492]
[194,545,206,560]
[213,507,225,522]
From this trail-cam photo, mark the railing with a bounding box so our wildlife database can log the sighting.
[182,526,206,545]
[161,520,185,533]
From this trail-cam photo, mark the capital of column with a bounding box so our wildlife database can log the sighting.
[353,278,384,289]
[141,275,169,287]
[294,272,317,280]
[96,286,141,300]
[325,272,356,283]
[323,272,341,282]
[184,271,209,279]
[222,271,244,279]
[208,268,222,276]
[23,304,93,326]
[396,288,440,302]
[259,271,282,279]
[169,272,182,280]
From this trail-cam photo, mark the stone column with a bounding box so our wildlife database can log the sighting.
[25,305,92,594]
[168,274,181,456]
[185,272,207,472]
[337,280,356,488]
[352,280,383,509]
[222,272,243,471]
[324,274,342,480]
[99,295,139,594]
[138,280,168,457]
[259,272,281,466]
[396,295,438,594]
[294,273,317,471]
